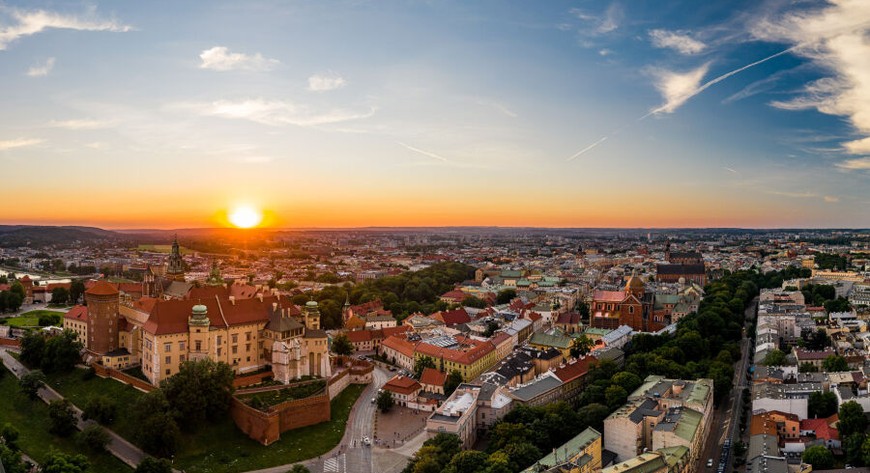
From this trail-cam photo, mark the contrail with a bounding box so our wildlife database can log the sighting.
[568,47,794,161]
[566,136,608,161]
[397,141,450,162]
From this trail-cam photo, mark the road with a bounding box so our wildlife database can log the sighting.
[246,365,391,473]
[0,347,152,470]
[696,297,756,473]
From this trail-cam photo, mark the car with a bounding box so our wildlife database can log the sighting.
[371,397,376,404]
[362,436,371,446]
[707,459,713,468]
[358,355,365,360]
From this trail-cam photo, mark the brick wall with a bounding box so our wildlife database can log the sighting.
[92,363,155,392]
[233,371,273,388]
[0,338,21,348]
[230,393,331,446]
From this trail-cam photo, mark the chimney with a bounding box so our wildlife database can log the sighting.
[229,296,235,305]
[257,293,264,302]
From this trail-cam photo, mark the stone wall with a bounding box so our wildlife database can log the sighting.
[0,338,21,348]
[233,371,272,388]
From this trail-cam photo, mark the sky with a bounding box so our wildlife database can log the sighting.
[0,0,869,229]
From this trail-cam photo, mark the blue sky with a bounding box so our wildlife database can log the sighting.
[0,0,868,228]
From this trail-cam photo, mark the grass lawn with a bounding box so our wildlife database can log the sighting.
[45,368,367,473]
[4,310,65,328]
[0,366,132,473]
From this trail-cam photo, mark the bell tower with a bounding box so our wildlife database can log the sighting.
[167,235,186,282]
[188,304,211,361]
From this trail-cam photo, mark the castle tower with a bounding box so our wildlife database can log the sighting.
[85,280,120,354]
[303,300,321,330]
[166,235,186,282]
[188,303,211,361]
[143,264,156,297]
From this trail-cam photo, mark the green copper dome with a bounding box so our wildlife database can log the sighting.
[192,304,208,315]
[305,301,318,308]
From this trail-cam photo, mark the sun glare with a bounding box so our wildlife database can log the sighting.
[228,206,263,228]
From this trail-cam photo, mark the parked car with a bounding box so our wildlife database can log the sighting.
[707,459,713,468]
[362,436,371,446]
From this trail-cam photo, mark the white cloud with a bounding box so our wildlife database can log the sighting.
[570,2,622,35]
[766,190,817,198]
[649,29,706,55]
[0,138,42,151]
[26,57,55,77]
[752,0,870,160]
[307,73,347,92]
[648,63,710,114]
[837,157,870,170]
[199,46,279,72]
[48,119,112,130]
[177,98,374,127]
[0,8,131,50]
[824,195,840,203]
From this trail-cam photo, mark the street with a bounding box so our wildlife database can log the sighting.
[696,297,756,473]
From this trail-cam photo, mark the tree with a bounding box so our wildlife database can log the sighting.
[605,385,628,409]
[570,335,594,359]
[41,450,90,473]
[377,390,394,412]
[823,355,849,372]
[70,280,85,304]
[1,423,19,451]
[48,399,78,437]
[799,362,819,373]
[331,334,354,357]
[444,370,463,396]
[577,403,611,431]
[501,441,541,471]
[414,356,437,379]
[132,390,181,458]
[844,432,866,467]
[19,370,46,400]
[443,450,488,473]
[802,445,834,469]
[824,297,852,313]
[78,424,110,452]
[611,372,642,393]
[461,296,486,309]
[762,349,787,366]
[496,289,516,305]
[840,401,868,438]
[0,442,26,473]
[41,330,84,373]
[135,457,173,473]
[51,287,70,305]
[19,331,46,368]
[83,395,117,425]
[809,391,839,419]
[161,359,234,430]
[287,465,311,473]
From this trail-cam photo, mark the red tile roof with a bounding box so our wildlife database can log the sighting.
[86,280,119,296]
[432,308,471,326]
[142,295,278,335]
[420,367,447,387]
[801,415,839,441]
[64,305,88,322]
[593,290,625,302]
[553,356,597,383]
[383,375,421,396]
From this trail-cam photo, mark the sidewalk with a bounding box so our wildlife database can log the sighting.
[0,348,159,471]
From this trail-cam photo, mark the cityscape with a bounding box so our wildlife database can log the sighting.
[2,2,870,473]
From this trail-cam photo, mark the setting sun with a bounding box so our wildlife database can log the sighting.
[228,206,263,228]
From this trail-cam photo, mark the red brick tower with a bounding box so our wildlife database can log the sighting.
[85,280,120,354]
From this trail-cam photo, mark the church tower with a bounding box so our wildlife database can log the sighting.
[205,260,223,286]
[341,292,351,326]
[188,304,211,361]
[303,301,321,331]
[166,235,186,282]
[143,264,157,297]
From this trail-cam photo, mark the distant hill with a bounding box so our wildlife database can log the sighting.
[0,225,123,247]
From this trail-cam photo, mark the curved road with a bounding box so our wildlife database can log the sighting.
[246,365,391,473]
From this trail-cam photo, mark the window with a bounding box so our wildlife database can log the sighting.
[246,332,252,341]
[164,343,172,352]
[179,341,186,351]
[217,336,222,345]
[232,334,238,344]
[629,306,634,314]
[180,355,186,363]
[217,348,222,357]
[246,356,251,362]
[232,346,238,355]
[165,356,171,365]
[195,340,202,351]
[246,343,251,352]
[165,369,170,375]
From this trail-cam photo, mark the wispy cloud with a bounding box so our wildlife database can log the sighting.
[649,29,706,55]
[26,57,55,77]
[723,166,740,175]
[176,98,375,127]
[474,98,517,118]
[0,138,42,151]
[199,46,279,72]
[766,190,817,198]
[752,0,870,158]
[649,48,793,115]
[837,157,870,170]
[824,195,840,203]
[307,73,347,92]
[566,136,608,162]
[0,8,131,50]
[570,2,622,35]
[48,119,112,130]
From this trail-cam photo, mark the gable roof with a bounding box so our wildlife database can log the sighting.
[64,305,88,322]
[420,367,447,387]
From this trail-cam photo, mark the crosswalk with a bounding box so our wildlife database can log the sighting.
[322,454,346,473]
